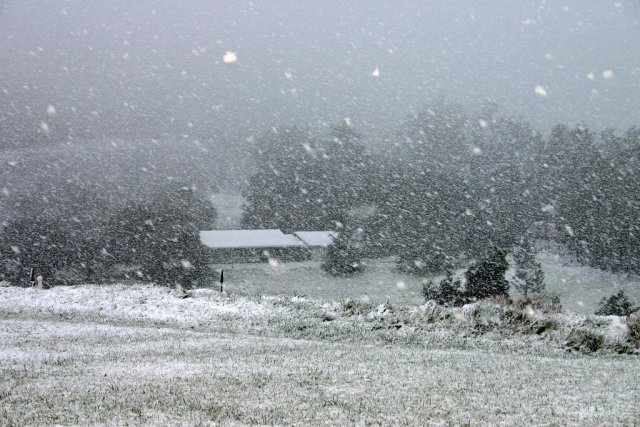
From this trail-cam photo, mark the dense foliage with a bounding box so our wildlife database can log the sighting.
[0,184,216,288]
[241,102,639,276]
[464,248,511,301]
[422,269,467,307]
[321,227,364,277]
[595,291,637,317]
[101,188,217,288]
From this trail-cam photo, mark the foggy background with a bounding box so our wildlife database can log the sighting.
[1,0,639,312]
[1,0,638,142]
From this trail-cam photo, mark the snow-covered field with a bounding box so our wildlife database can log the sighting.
[1,267,639,425]
[220,252,640,314]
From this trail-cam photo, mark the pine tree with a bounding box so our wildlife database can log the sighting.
[511,241,545,298]
[422,268,467,306]
[595,291,637,316]
[321,229,364,277]
[241,127,346,232]
[465,248,510,301]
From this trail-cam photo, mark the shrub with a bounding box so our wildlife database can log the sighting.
[595,290,637,316]
[531,318,560,335]
[564,328,604,353]
[465,247,510,301]
[515,292,563,314]
[627,311,640,344]
[342,298,373,316]
[422,270,467,307]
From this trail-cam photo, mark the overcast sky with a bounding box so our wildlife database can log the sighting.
[1,0,638,137]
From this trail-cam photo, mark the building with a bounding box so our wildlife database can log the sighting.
[293,231,338,260]
[199,229,337,263]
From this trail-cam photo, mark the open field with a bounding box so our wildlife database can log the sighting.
[1,278,639,425]
[219,252,640,315]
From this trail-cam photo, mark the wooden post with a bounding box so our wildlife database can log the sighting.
[220,268,224,293]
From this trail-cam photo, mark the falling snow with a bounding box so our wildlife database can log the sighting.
[0,1,638,424]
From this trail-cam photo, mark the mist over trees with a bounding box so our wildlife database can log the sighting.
[240,101,640,276]
[0,181,217,287]
[1,94,638,288]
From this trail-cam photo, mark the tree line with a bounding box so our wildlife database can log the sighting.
[0,183,216,288]
[1,99,637,288]
[241,101,639,276]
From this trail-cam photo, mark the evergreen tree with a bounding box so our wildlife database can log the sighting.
[319,122,371,209]
[321,228,364,277]
[465,248,510,301]
[422,268,467,306]
[595,291,637,316]
[511,241,545,298]
[102,187,216,288]
[369,167,473,270]
[399,100,469,173]
[241,127,346,232]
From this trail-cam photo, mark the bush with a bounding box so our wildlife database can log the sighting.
[627,312,640,344]
[465,247,510,301]
[342,298,373,316]
[422,270,467,307]
[564,328,604,353]
[595,290,637,316]
[515,292,563,314]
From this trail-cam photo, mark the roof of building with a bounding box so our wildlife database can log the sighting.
[199,229,305,249]
[293,231,338,248]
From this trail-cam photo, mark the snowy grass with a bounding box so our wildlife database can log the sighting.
[1,283,638,425]
[538,252,640,314]
[218,252,640,315]
[220,257,427,306]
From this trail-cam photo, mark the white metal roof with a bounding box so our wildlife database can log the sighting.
[293,231,338,248]
[199,229,305,249]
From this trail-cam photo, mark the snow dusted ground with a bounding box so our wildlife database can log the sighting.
[1,281,638,425]
[538,252,640,314]
[217,251,640,314]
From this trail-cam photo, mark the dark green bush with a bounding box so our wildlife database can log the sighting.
[595,290,636,316]
[565,328,604,353]
[422,270,467,307]
[465,248,510,301]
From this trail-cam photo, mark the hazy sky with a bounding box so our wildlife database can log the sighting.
[1,0,638,137]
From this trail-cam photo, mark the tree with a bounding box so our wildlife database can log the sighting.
[511,241,545,298]
[318,122,371,208]
[422,268,467,306]
[398,100,469,173]
[0,216,73,286]
[241,127,346,232]
[595,291,637,316]
[321,228,364,277]
[465,248,510,301]
[595,291,637,317]
[102,187,217,288]
[370,168,473,270]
